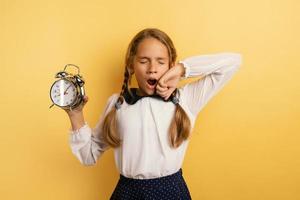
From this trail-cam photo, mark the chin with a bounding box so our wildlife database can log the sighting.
[147,90,155,95]
[143,90,154,95]
[138,87,155,96]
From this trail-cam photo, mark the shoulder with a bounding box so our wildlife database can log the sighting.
[101,93,120,112]
[107,93,119,104]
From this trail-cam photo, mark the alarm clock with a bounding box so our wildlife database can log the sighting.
[49,64,85,111]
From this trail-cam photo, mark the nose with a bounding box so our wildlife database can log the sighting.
[147,62,157,74]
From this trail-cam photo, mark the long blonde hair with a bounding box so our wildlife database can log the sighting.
[102,28,191,149]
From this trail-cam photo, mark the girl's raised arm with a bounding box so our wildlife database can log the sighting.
[68,93,118,166]
[178,52,242,117]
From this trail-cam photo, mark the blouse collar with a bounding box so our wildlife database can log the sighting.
[122,88,179,105]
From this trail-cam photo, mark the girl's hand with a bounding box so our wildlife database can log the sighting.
[156,63,185,100]
[64,95,89,116]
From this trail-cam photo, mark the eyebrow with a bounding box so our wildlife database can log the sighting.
[137,56,167,60]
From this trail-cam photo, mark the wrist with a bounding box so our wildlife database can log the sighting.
[68,112,86,131]
[67,110,83,118]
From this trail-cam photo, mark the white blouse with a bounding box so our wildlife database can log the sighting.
[68,52,242,179]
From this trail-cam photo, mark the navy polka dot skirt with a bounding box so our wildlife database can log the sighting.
[110,168,192,200]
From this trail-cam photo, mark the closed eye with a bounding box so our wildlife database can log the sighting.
[139,59,148,64]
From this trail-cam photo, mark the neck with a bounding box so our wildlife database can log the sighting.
[136,88,153,97]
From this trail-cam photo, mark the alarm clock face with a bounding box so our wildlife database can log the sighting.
[50,79,77,107]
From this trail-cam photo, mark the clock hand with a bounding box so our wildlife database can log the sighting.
[64,85,72,95]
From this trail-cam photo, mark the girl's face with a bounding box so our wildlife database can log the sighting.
[132,37,170,96]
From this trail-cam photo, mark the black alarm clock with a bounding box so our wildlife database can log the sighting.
[49,64,85,111]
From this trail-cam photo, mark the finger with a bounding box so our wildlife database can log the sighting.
[156,84,168,92]
[79,96,88,108]
[156,84,168,93]
[158,89,169,97]
[160,93,169,100]
[165,95,171,100]
[165,89,175,99]
[156,90,166,97]
[158,80,168,88]
[163,91,171,98]
[83,96,88,103]
[156,86,168,92]
[164,92,172,100]
[158,79,167,88]
[160,89,172,98]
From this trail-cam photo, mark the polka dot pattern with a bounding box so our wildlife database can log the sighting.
[110,168,192,200]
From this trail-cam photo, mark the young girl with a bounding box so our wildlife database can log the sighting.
[66,28,242,199]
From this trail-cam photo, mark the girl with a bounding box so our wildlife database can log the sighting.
[66,28,242,199]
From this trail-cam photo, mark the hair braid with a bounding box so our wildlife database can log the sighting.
[169,88,191,148]
[116,67,131,108]
[102,67,132,147]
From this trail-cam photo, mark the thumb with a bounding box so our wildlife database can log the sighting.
[82,95,88,105]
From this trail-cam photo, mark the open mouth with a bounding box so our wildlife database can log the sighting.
[147,79,157,86]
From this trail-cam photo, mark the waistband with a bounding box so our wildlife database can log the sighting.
[119,168,183,182]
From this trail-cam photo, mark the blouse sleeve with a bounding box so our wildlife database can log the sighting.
[68,93,119,166]
[178,52,242,117]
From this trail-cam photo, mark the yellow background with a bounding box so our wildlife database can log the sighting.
[1,0,299,199]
